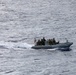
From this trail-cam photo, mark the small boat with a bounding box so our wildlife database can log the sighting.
[32,41,73,49]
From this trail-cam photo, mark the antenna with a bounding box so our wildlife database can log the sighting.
[65,38,68,42]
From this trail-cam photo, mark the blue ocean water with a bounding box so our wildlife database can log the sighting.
[0,0,76,75]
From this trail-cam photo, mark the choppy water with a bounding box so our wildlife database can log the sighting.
[0,0,76,75]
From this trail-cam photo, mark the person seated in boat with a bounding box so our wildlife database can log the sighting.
[48,39,53,45]
[36,40,41,45]
[52,38,56,44]
[41,39,44,45]
[34,38,37,45]
[48,39,52,45]
[56,41,59,44]
[47,38,56,45]
[41,37,46,45]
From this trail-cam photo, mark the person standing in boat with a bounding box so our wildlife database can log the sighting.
[41,37,46,45]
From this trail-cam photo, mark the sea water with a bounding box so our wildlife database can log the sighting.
[0,0,76,75]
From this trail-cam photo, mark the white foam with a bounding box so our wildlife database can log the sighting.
[14,42,33,49]
[0,41,33,49]
[47,48,57,51]
[0,41,15,49]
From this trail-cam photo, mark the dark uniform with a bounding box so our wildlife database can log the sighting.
[41,37,46,45]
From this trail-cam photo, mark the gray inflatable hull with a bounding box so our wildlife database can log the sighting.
[32,42,73,49]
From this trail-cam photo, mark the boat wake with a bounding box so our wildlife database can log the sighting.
[14,42,33,49]
[58,47,71,51]
[0,41,33,49]
[46,48,57,51]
